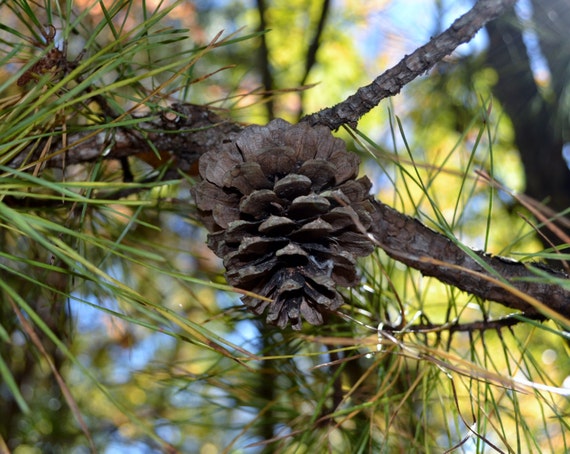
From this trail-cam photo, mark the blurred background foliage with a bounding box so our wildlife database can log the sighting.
[0,0,569,453]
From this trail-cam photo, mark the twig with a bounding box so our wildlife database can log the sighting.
[301,0,517,129]
[381,314,538,335]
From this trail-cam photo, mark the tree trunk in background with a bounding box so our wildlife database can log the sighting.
[485,0,570,247]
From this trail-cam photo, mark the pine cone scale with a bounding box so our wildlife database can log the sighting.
[191,119,379,329]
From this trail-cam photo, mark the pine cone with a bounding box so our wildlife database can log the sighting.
[192,119,378,330]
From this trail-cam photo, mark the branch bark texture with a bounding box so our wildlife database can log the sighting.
[370,201,570,321]
[301,0,517,129]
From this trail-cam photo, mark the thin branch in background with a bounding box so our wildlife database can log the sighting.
[298,0,331,118]
[301,0,518,129]
[256,0,275,119]
[300,0,331,86]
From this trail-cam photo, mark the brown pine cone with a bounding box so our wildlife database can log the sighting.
[192,119,378,330]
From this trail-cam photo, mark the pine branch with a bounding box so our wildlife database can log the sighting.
[301,0,518,129]
[7,0,569,326]
[9,115,569,323]
[369,200,570,323]
[6,104,243,180]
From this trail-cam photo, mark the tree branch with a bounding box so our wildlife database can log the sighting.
[301,0,518,129]
[7,104,243,180]
[369,201,570,322]
[7,0,569,326]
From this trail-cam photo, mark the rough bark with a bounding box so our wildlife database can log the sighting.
[301,0,517,129]
[369,201,570,320]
